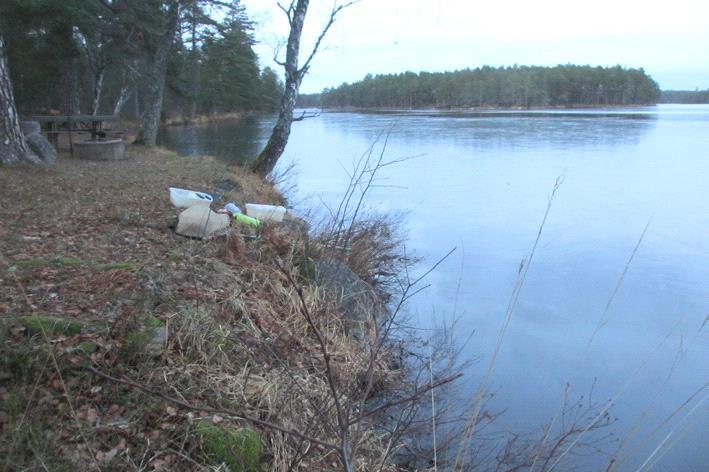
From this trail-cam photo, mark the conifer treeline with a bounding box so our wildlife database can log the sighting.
[659,89,709,104]
[301,65,661,109]
[0,0,283,119]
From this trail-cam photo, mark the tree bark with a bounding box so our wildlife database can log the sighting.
[135,1,180,146]
[0,31,39,165]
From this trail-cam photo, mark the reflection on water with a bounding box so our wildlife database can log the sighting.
[159,105,709,471]
[158,114,276,164]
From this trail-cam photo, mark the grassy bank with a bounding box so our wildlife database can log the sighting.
[162,112,246,128]
[0,147,415,470]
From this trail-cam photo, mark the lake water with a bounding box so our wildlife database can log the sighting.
[159,105,709,471]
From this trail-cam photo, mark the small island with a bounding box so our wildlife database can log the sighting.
[300,65,662,109]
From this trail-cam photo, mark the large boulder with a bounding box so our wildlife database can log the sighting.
[21,121,56,164]
[176,206,230,239]
[314,259,385,340]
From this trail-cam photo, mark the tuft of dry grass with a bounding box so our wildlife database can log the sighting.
[0,144,458,471]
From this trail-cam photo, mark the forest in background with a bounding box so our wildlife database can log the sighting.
[299,65,662,109]
[0,0,283,121]
[659,89,709,103]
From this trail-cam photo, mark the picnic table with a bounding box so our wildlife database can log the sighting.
[28,115,122,154]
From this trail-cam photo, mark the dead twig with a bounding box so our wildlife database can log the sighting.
[86,366,340,451]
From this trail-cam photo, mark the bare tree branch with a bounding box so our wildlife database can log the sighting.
[86,366,340,451]
[349,373,463,426]
[298,1,360,77]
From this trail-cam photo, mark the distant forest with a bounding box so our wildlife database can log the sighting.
[659,90,709,104]
[299,65,661,109]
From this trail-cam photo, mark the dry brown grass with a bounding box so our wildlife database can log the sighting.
[0,146,413,470]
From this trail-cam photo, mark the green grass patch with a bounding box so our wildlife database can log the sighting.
[0,387,76,471]
[15,257,45,269]
[0,343,50,383]
[18,315,85,337]
[196,420,261,472]
[144,313,164,328]
[53,256,83,266]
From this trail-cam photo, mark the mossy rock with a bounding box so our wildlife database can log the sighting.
[19,315,85,337]
[196,420,262,472]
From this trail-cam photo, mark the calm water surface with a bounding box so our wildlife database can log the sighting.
[160,105,708,470]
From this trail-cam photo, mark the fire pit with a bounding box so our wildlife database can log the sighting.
[74,139,126,161]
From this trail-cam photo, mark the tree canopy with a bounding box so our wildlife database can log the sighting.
[0,0,283,119]
[301,65,661,109]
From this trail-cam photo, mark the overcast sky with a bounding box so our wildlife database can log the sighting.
[242,0,709,93]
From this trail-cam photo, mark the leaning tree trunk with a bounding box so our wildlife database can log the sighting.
[135,1,179,147]
[250,0,309,177]
[0,31,39,165]
[113,83,132,116]
[91,68,105,116]
[251,0,352,177]
[251,76,301,176]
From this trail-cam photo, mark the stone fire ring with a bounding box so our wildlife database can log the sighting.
[74,139,126,161]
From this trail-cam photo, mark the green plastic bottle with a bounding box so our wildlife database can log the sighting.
[234,213,261,227]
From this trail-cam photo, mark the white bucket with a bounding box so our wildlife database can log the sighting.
[169,187,213,208]
[245,203,287,222]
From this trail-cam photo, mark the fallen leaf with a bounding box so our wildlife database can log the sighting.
[87,408,99,425]
[103,448,119,463]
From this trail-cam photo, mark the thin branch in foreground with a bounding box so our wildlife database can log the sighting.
[86,366,339,451]
[348,373,463,426]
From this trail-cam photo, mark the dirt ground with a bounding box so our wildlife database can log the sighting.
[0,147,283,324]
[0,148,408,471]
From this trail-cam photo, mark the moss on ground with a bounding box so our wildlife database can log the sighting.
[78,341,98,353]
[18,315,85,337]
[196,420,262,472]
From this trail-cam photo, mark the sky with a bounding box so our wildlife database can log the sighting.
[241,0,709,93]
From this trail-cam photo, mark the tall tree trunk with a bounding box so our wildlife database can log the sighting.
[61,59,81,115]
[250,0,309,177]
[0,31,39,165]
[135,1,179,146]
[189,10,199,121]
